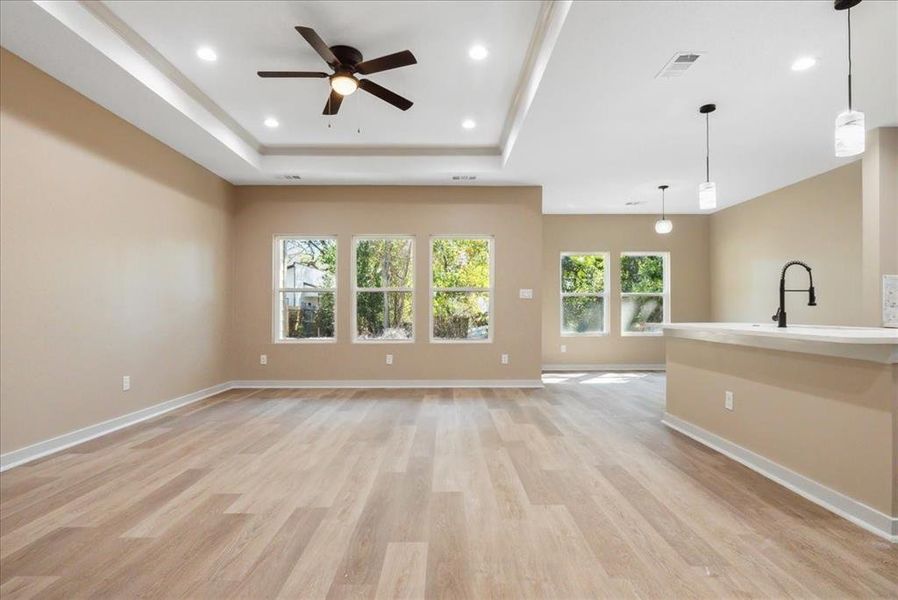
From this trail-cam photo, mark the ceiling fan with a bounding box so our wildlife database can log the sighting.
[258,26,416,115]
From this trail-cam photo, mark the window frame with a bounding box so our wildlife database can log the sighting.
[559,251,610,337]
[429,235,495,344]
[619,251,671,337]
[351,234,416,344]
[272,235,338,344]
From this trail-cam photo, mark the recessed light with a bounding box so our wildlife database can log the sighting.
[264,117,279,128]
[468,44,488,61]
[196,46,217,62]
[462,119,476,130]
[791,56,816,71]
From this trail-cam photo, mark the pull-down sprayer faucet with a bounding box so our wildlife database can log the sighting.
[772,260,817,328]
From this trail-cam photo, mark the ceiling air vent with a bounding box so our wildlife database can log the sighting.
[451,175,477,181]
[655,52,704,78]
[624,200,646,206]
[281,175,303,180]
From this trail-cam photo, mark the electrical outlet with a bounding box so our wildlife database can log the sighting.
[122,376,130,391]
[725,390,734,411]
[560,344,567,353]
[386,354,393,365]
[501,353,509,365]
[260,354,268,365]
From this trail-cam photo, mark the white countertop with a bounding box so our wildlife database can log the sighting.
[664,323,898,363]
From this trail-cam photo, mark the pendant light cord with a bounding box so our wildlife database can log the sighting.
[705,113,711,183]
[661,188,666,219]
[847,8,853,110]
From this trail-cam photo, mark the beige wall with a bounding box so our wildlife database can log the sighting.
[862,127,898,326]
[230,186,543,382]
[666,338,897,517]
[0,49,235,453]
[710,163,863,326]
[542,215,711,367]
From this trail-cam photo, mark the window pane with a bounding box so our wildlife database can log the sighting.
[620,255,664,293]
[562,296,604,334]
[355,239,414,288]
[281,291,335,339]
[432,239,490,288]
[433,291,489,340]
[282,239,337,289]
[561,255,605,293]
[621,295,664,333]
[356,291,413,340]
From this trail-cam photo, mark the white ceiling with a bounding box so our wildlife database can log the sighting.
[103,0,540,148]
[1,1,896,214]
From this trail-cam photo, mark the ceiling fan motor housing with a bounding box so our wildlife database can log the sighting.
[330,45,363,68]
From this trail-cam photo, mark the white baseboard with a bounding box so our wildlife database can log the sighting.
[229,379,544,389]
[662,413,898,543]
[542,363,665,372]
[0,382,230,472]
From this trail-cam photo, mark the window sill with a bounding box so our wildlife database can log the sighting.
[561,331,610,338]
[273,338,337,344]
[620,331,664,337]
[429,338,493,345]
[352,338,415,344]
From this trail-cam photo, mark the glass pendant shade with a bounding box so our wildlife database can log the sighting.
[654,219,673,235]
[698,181,717,210]
[834,109,865,157]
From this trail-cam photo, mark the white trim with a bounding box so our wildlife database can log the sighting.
[662,413,898,543]
[272,235,338,343]
[560,251,610,336]
[230,379,542,389]
[429,235,495,343]
[499,0,573,165]
[542,363,665,372]
[620,251,671,335]
[0,382,230,472]
[351,235,416,343]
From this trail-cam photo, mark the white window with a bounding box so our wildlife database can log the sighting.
[430,236,493,342]
[620,252,670,335]
[352,236,415,342]
[560,253,609,336]
[273,236,337,342]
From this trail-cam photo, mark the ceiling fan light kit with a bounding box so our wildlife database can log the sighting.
[330,74,358,96]
[258,26,416,115]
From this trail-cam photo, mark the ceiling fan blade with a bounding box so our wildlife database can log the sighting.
[322,89,344,115]
[358,79,413,111]
[295,26,340,68]
[257,71,328,78]
[356,50,417,75]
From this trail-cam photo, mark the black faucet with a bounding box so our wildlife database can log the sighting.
[772,260,817,328]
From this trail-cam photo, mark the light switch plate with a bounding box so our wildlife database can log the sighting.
[122,376,130,391]
[725,391,734,411]
[501,354,509,364]
[519,288,533,299]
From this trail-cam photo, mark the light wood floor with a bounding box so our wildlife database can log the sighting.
[1,373,896,599]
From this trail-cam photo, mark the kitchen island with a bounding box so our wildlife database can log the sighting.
[663,322,898,542]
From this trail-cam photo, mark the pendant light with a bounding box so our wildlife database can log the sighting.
[698,103,717,210]
[654,185,673,234]
[834,0,865,157]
